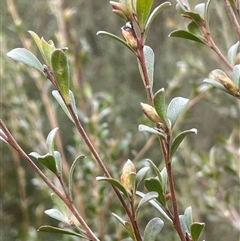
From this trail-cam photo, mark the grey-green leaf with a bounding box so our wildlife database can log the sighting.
[54,151,62,176]
[136,191,158,215]
[203,78,226,91]
[167,97,189,127]
[143,218,164,241]
[96,176,129,198]
[169,30,205,45]
[38,154,57,174]
[205,0,213,28]
[38,225,88,239]
[138,124,166,140]
[136,166,150,188]
[112,212,126,226]
[147,159,162,181]
[232,64,240,87]
[51,193,68,219]
[51,49,70,104]
[136,191,172,222]
[179,215,188,233]
[194,3,205,17]
[160,167,167,194]
[228,41,239,65]
[137,45,154,87]
[46,127,59,155]
[44,208,68,224]
[144,2,171,41]
[68,155,85,201]
[144,45,154,87]
[7,48,43,73]
[184,206,193,232]
[153,88,170,128]
[171,128,197,157]
[52,90,74,122]
[97,31,135,53]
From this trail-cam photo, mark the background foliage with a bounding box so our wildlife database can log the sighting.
[1,0,239,240]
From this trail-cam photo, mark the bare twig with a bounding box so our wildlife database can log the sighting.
[224,0,240,40]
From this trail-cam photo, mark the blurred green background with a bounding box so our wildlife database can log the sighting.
[1,0,239,240]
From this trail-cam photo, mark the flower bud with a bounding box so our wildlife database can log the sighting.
[121,22,138,50]
[110,1,132,21]
[120,160,136,196]
[217,75,240,98]
[141,103,162,123]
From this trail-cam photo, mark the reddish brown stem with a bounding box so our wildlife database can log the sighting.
[224,0,240,40]
[159,136,186,241]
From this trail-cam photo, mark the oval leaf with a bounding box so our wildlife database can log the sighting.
[96,176,129,198]
[228,41,239,65]
[138,124,166,140]
[203,78,227,91]
[191,222,205,241]
[28,31,45,59]
[153,88,170,128]
[7,48,43,73]
[179,215,188,233]
[184,206,193,232]
[52,90,74,122]
[145,178,166,206]
[136,166,150,188]
[46,127,59,155]
[44,208,68,224]
[136,191,158,214]
[112,212,126,226]
[38,154,57,174]
[51,193,68,219]
[167,97,189,127]
[97,31,135,53]
[136,191,172,222]
[160,167,168,194]
[205,0,213,28]
[143,217,164,241]
[194,3,205,17]
[68,155,85,201]
[187,21,202,37]
[38,225,88,239]
[144,2,171,41]
[54,151,62,176]
[169,30,205,45]
[136,0,154,31]
[147,159,162,181]
[171,128,197,157]
[144,45,154,87]
[51,49,70,104]
[232,64,240,87]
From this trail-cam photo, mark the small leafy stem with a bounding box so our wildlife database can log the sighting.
[43,66,143,241]
[136,28,185,240]
[0,120,99,241]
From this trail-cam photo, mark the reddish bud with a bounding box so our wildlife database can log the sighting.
[110,1,132,21]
